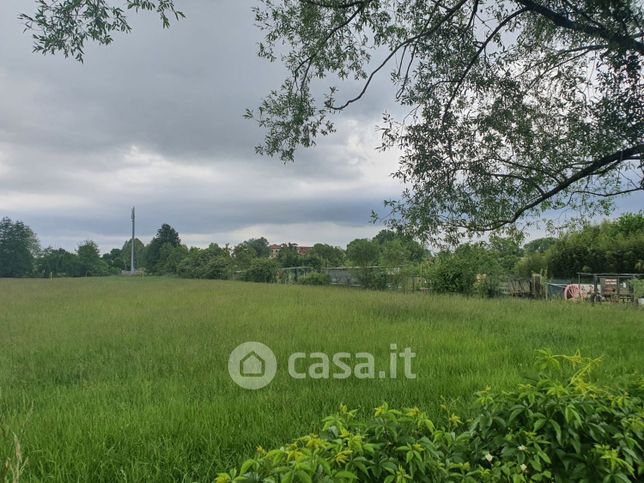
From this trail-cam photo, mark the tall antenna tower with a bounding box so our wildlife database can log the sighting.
[131,206,136,273]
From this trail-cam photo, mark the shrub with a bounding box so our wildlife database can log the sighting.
[217,352,643,482]
[300,272,331,285]
[473,273,502,298]
[424,243,503,295]
[244,259,279,283]
[176,257,198,278]
[632,279,644,299]
[198,256,231,280]
[356,268,389,290]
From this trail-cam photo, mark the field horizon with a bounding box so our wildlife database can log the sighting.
[1,277,642,481]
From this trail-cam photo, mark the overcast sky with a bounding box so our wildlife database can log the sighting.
[0,0,407,251]
[1,1,641,253]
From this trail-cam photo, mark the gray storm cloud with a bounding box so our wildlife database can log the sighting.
[0,0,403,250]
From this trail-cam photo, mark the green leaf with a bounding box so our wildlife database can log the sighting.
[551,419,562,444]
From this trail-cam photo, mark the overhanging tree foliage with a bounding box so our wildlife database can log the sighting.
[21,0,643,244]
[20,0,184,62]
[246,0,643,244]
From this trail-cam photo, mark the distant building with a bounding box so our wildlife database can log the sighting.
[269,244,282,259]
[269,243,312,259]
[297,245,312,256]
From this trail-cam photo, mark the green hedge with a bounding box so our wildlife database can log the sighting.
[300,272,331,286]
[217,352,643,482]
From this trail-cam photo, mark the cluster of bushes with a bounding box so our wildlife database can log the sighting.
[418,213,644,296]
[515,213,644,278]
[422,242,509,296]
[355,268,389,290]
[217,352,643,482]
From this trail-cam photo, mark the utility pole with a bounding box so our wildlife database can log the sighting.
[131,206,136,273]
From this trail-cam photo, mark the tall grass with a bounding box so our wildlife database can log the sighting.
[0,277,641,481]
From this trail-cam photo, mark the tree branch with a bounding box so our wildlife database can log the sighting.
[516,0,644,54]
[294,3,365,93]
[443,7,528,120]
[481,143,644,230]
[328,0,470,110]
[301,0,368,8]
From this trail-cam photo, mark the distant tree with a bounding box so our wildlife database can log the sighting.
[36,247,79,277]
[609,212,644,237]
[277,243,302,267]
[102,248,125,271]
[233,244,256,270]
[514,252,549,278]
[514,213,644,277]
[308,243,345,267]
[77,240,110,276]
[244,258,279,283]
[373,230,426,263]
[373,230,398,246]
[0,218,40,277]
[176,247,202,278]
[302,253,323,271]
[406,241,427,264]
[200,256,232,280]
[546,216,644,277]
[346,239,380,267]
[157,244,188,275]
[197,245,228,277]
[240,238,271,258]
[121,238,146,270]
[205,243,227,258]
[176,244,233,278]
[380,240,411,268]
[523,237,557,255]
[146,224,181,272]
[488,234,524,273]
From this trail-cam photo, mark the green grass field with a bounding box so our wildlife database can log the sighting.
[1,277,642,482]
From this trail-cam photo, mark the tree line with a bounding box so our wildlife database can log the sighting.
[1,214,642,294]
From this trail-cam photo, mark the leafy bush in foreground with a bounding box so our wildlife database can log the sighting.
[217,352,643,482]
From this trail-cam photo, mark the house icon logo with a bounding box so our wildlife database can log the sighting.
[240,351,265,377]
[228,342,277,390]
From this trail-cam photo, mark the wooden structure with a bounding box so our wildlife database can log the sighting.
[576,272,643,304]
[500,273,546,298]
